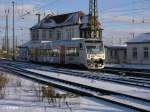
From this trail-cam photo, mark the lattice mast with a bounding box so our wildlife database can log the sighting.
[88,0,99,39]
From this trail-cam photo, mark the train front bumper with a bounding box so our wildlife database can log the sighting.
[87,58,105,69]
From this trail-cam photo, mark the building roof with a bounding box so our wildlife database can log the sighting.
[105,44,127,49]
[127,33,150,44]
[31,11,101,29]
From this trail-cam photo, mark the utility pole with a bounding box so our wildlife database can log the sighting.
[5,9,9,54]
[12,1,15,60]
[15,36,18,50]
[2,37,5,51]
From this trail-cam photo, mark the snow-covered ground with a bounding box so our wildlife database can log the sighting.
[26,68,150,100]
[105,64,150,70]
[0,71,137,112]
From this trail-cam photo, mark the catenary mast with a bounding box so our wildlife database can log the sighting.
[88,0,102,40]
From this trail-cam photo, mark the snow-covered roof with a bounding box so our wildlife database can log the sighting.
[127,33,150,44]
[31,11,101,30]
[105,44,127,49]
[31,11,84,29]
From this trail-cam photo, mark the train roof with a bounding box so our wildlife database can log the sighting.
[19,38,85,48]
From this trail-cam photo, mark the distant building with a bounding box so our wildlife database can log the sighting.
[127,33,150,64]
[105,45,127,64]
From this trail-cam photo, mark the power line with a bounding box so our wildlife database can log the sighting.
[101,0,150,13]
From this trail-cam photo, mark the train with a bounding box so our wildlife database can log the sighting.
[19,38,105,69]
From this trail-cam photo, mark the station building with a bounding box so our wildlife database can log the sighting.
[126,33,150,64]
[105,45,127,64]
[105,33,150,65]
[19,11,103,61]
[30,11,102,41]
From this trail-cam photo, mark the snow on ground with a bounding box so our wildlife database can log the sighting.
[26,69,150,100]
[105,64,150,70]
[0,71,137,112]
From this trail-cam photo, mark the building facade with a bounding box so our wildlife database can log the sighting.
[127,33,150,64]
[105,45,127,64]
[30,11,102,42]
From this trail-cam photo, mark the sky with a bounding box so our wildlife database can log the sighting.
[0,0,150,47]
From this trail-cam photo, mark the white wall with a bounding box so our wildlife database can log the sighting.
[31,25,80,41]
[105,48,126,64]
[127,43,150,64]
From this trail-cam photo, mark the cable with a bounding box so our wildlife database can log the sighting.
[101,0,150,13]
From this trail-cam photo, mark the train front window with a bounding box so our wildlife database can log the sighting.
[87,46,97,53]
[86,44,103,53]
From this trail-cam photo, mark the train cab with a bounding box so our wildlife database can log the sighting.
[85,39,105,69]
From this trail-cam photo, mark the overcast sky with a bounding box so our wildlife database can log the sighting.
[0,0,150,46]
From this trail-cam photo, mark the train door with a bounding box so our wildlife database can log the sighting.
[60,46,65,64]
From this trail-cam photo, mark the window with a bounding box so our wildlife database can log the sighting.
[36,30,39,40]
[49,30,53,40]
[42,30,46,40]
[53,49,59,56]
[82,31,85,38]
[124,50,127,59]
[86,45,101,53]
[114,50,118,58]
[86,46,96,53]
[67,29,71,39]
[67,28,74,39]
[47,49,53,56]
[57,31,61,40]
[132,47,137,60]
[71,28,74,38]
[110,50,113,57]
[144,47,149,59]
[31,30,39,41]
[66,47,79,56]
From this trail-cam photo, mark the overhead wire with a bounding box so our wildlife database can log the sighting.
[100,0,150,24]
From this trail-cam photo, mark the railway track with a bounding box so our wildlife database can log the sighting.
[0,61,150,112]
[1,60,150,88]
[101,67,150,78]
